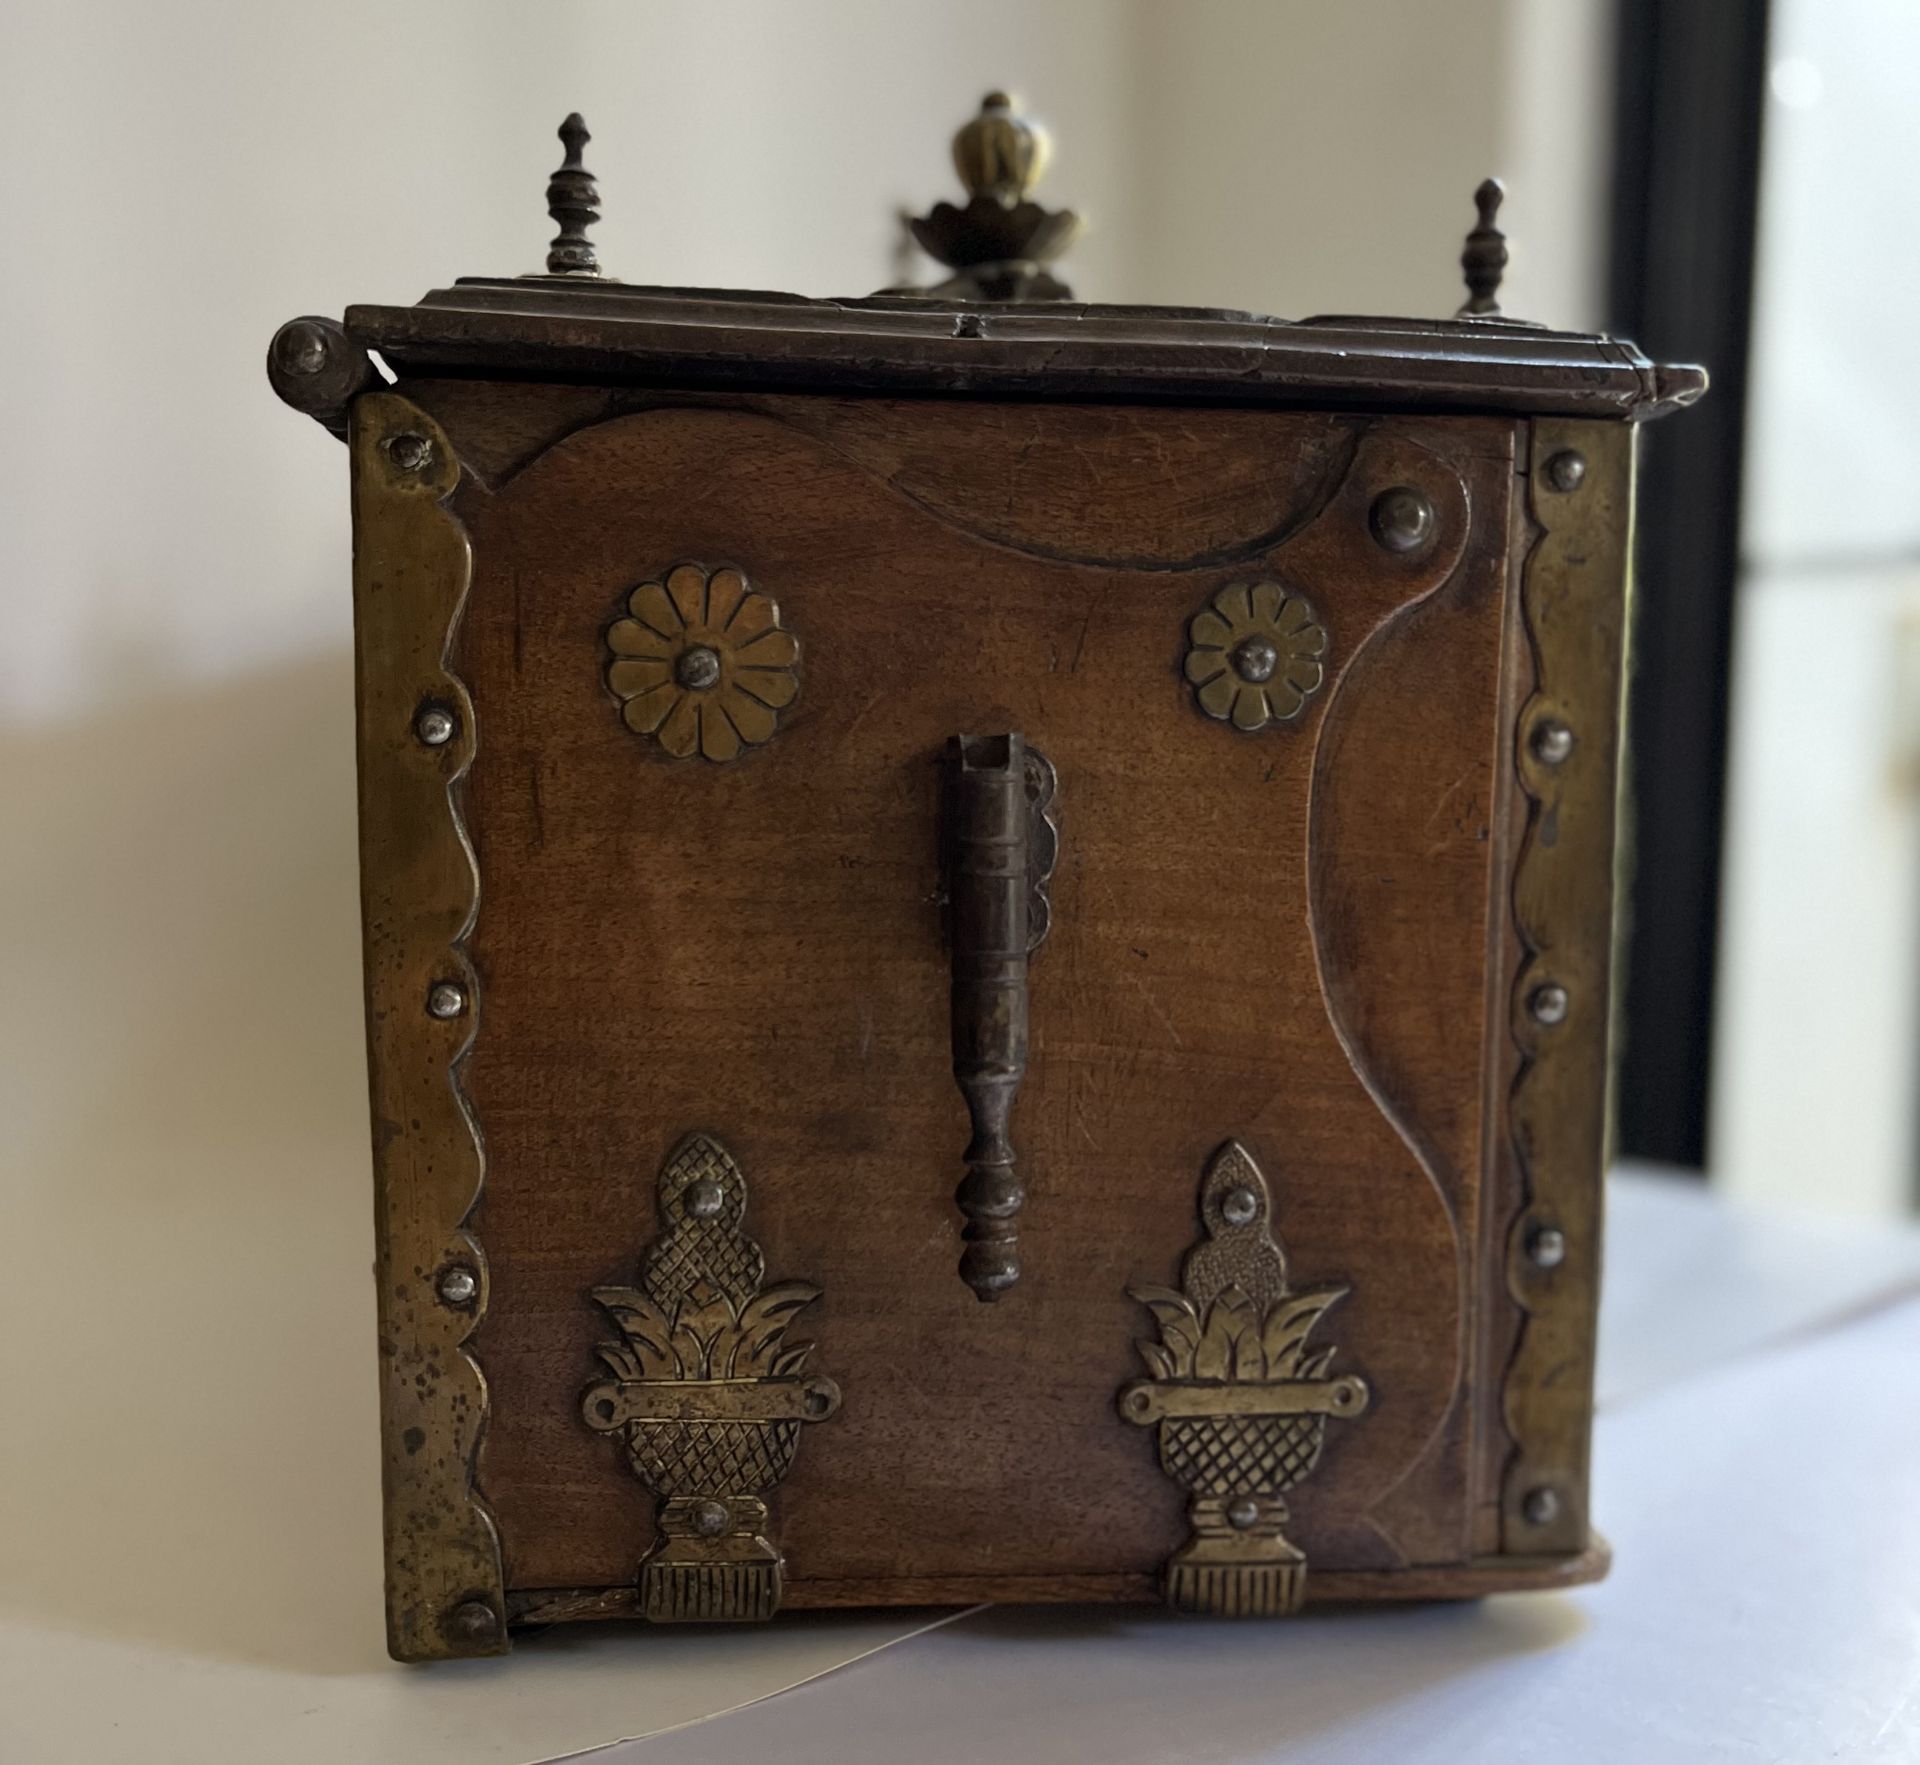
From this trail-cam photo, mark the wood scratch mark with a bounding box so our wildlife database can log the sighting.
[511,561,524,675]
[1120,960,1185,1048]
[1087,869,1184,1048]
[1423,765,1481,852]
[837,686,886,745]
[1073,1071,1098,1145]
[1069,587,1105,675]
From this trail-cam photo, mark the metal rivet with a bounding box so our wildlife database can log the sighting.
[427,981,467,1020]
[438,1264,478,1306]
[1523,1486,1560,1525]
[274,318,329,377]
[1220,1186,1259,1228]
[674,645,721,691]
[1369,486,1435,554]
[686,1177,725,1219]
[1529,983,1569,1026]
[414,703,456,748]
[690,1499,729,1537]
[1531,719,1574,765]
[1544,450,1586,493]
[447,1599,498,1641]
[1527,1224,1567,1270]
[1225,1495,1260,1530]
[1232,636,1279,684]
[387,432,433,472]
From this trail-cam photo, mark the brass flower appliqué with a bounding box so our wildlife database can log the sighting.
[1184,581,1327,732]
[606,564,800,762]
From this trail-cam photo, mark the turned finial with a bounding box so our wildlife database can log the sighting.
[952,90,1051,207]
[546,112,601,277]
[899,90,1081,303]
[1457,177,1508,317]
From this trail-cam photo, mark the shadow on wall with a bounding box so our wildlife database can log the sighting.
[0,654,396,1672]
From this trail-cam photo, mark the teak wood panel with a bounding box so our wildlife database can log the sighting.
[443,390,1520,1599]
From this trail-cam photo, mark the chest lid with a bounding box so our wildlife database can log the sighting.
[275,97,1705,432]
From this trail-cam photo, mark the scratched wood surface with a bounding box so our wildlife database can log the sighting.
[427,383,1523,1602]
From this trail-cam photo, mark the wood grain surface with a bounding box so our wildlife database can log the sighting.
[427,385,1532,1604]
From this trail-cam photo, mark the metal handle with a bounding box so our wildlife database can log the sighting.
[944,734,1057,1301]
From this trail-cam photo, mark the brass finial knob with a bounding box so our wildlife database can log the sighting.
[546,112,601,277]
[1457,177,1507,318]
[898,90,1081,303]
[952,90,1051,207]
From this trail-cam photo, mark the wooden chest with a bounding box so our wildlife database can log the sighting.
[270,104,1702,1659]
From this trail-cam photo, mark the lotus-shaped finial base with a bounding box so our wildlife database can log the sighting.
[895,92,1082,303]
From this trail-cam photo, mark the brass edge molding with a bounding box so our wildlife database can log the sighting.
[583,1132,842,1622]
[349,392,507,1660]
[1118,1141,1370,1617]
[1501,419,1633,1556]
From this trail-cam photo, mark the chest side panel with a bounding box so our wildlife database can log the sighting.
[449,392,1517,1597]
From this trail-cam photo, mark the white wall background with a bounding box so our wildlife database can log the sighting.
[0,0,1606,726]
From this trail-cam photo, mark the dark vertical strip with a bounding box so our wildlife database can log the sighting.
[1607,0,1772,1168]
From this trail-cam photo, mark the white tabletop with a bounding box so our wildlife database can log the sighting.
[586,1168,1920,1765]
[4,1168,1916,1765]
[609,1287,1920,1764]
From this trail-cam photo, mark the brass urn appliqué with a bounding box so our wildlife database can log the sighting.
[1118,1140,1369,1616]
[582,1132,841,1621]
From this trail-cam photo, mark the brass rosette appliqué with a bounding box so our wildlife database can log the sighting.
[1118,1141,1369,1616]
[1183,580,1328,733]
[583,1133,841,1621]
[606,564,800,762]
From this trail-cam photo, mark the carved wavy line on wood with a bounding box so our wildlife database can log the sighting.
[441,395,1367,576]
[1297,430,1488,1558]
[761,408,1365,574]
[1307,605,1471,1201]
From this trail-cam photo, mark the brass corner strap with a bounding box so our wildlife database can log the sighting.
[1501,419,1632,1556]
[944,734,1059,1301]
[584,1132,842,1621]
[1118,1140,1370,1616]
[349,392,508,1660]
